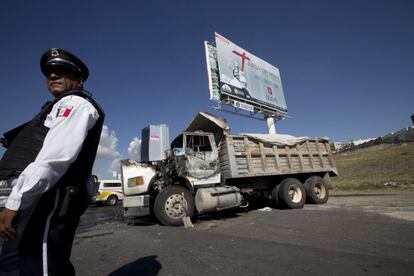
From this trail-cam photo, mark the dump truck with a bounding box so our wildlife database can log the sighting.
[121,112,338,226]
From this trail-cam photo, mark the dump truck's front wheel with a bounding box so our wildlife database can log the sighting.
[154,185,195,226]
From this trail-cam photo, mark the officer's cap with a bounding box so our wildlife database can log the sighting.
[40,48,89,80]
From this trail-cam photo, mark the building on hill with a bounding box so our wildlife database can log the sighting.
[352,138,376,146]
[382,126,414,143]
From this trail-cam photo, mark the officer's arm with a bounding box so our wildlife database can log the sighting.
[5,97,99,211]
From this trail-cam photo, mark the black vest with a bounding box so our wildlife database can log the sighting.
[0,91,105,188]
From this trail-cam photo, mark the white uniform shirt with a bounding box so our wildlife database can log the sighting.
[5,95,100,211]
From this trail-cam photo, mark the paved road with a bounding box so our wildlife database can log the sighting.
[72,192,414,276]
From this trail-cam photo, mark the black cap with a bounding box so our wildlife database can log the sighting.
[40,48,89,80]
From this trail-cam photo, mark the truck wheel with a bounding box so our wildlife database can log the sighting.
[106,195,118,206]
[278,178,305,209]
[154,185,195,226]
[304,176,329,204]
[271,184,281,207]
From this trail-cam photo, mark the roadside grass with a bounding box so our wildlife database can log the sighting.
[331,143,414,191]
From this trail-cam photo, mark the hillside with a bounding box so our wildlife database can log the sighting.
[331,143,414,191]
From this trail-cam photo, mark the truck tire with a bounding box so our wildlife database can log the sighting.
[278,178,305,209]
[154,185,195,226]
[304,176,329,204]
[106,195,118,206]
[271,184,281,207]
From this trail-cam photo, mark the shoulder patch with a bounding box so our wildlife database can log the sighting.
[57,105,74,117]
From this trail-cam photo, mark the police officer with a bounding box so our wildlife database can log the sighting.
[0,48,104,275]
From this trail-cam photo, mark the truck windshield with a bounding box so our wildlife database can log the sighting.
[186,135,212,153]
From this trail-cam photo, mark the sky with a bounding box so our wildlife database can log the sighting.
[0,0,413,179]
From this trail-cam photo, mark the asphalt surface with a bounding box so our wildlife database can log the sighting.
[71,192,414,276]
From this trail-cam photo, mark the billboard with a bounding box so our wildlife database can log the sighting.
[214,32,287,113]
[204,41,220,102]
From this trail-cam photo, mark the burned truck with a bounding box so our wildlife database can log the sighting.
[121,112,338,226]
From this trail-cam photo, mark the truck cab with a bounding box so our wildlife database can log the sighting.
[121,131,221,220]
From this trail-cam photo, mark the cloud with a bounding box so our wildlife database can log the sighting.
[108,157,123,176]
[96,125,123,177]
[97,125,123,159]
[128,137,141,161]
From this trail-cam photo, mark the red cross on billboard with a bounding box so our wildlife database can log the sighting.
[232,50,250,72]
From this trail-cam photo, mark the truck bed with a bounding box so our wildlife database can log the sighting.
[218,134,338,180]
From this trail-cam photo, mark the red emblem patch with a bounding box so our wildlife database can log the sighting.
[63,108,71,117]
[57,105,73,117]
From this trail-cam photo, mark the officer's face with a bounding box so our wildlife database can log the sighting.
[46,67,84,97]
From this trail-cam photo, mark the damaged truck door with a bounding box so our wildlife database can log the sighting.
[178,132,219,181]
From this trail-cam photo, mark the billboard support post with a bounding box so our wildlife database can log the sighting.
[266,116,276,134]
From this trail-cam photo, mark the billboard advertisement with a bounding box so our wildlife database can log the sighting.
[214,32,287,113]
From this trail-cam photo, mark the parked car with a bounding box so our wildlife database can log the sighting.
[95,179,124,206]
[0,191,10,209]
[0,180,11,209]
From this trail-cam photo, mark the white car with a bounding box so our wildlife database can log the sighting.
[0,188,11,209]
[95,180,124,206]
[0,196,8,208]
